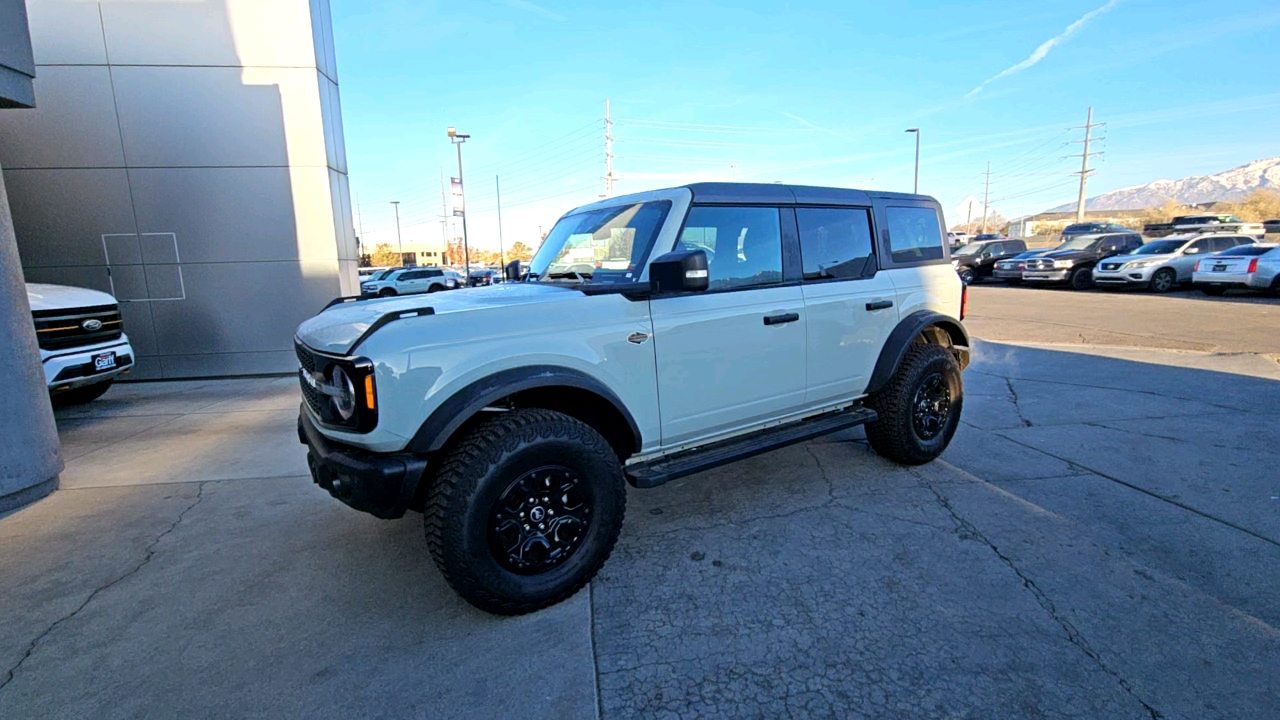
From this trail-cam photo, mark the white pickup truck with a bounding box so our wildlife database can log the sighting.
[28,283,134,404]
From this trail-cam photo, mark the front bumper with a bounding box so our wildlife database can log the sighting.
[992,268,1023,280]
[298,406,427,519]
[1021,269,1071,282]
[42,337,135,390]
[1093,264,1156,287]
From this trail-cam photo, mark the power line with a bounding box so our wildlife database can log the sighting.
[1068,106,1105,222]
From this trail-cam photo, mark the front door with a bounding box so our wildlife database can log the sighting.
[649,205,807,447]
[795,206,899,404]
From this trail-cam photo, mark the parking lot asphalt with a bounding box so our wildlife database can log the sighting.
[2,288,1279,719]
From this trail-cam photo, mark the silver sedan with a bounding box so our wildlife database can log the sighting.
[1191,244,1280,296]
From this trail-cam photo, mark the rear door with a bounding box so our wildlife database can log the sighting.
[1171,237,1212,280]
[797,206,898,404]
[649,205,807,446]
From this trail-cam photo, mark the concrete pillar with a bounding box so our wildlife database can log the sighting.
[0,160,61,513]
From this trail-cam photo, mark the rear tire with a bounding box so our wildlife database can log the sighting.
[865,344,963,466]
[424,408,626,615]
[1200,286,1226,296]
[1148,268,1176,293]
[378,288,397,297]
[427,284,442,293]
[1068,266,1093,291]
[52,379,113,406]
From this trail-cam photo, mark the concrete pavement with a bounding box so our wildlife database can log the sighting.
[2,299,1279,717]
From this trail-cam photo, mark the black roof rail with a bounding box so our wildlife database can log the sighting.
[323,295,365,311]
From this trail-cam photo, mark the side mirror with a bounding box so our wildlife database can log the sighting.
[504,260,521,281]
[649,249,709,294]
[1184,248,1200,255]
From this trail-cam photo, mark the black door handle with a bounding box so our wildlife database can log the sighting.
[763,312,800,326]
[865,300,894,311]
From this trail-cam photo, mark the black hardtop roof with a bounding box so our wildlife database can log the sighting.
[682,182,935,207]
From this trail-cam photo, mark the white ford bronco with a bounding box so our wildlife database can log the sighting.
[294,183,969,614]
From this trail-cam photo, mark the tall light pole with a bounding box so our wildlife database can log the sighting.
[447,127,471,275]
[495,174,505,269]
[905,128,920,194]
[390,200,402,261]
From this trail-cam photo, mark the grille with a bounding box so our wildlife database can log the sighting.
[32,304,124,351]
[1100,262,1121,271]
[294,342,325,416]
[1024,259,1056,271]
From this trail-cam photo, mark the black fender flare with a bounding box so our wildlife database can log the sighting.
[405,365,642,455]
[866,311,970,395]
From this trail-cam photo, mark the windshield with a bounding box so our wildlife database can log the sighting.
[529,201,672,283]
[953,243,985,256]
[1131,240,1184,255]
[1218,245,1271,257]
[1055,236,1098,251]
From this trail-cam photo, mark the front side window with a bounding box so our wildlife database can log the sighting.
[886,206,945,263]
[529,201,671,284]
[678,206,782,290]
[1187,239,1212,254]
[797,207,874,280]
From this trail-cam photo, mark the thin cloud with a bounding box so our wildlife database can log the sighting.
[966,0,1122,98]
[502,0,565,21]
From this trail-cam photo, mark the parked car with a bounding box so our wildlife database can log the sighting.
[294,182,969,614]
[992,248,1057,284]
[467,269,499,287]
[359,266,396,280]
[1092,233,1256,292]
[947,232,970,249]
[1062,222,1130,239]
[1021,232,1144,290]
[1192,244,1280,296]
[28,282,135,405]
[360,267,461,297]
[971,233,1005,242]
[951,238,1027,284]
[1263,219,1280,234]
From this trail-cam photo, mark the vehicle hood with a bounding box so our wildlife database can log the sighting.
[1011,249,1055,260]
[1037,249,1095,262]
[26,282,119,312]
[296,282,580,355]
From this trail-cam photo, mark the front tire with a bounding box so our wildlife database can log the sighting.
[958,268,976,285]
[52,379,113,406]
[424,408,626,615]
[1149,268,1176,293]
[378,288,397,297]
[865,344,963,465]
[1068,266,1093,291]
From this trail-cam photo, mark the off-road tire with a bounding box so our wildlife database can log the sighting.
[1068,266,1092,291]
[1200,286,1226,296]
[378,288,397,297]
[1149,268,1176,293]
[864,343,963,466]
[424,408,625,615]
[51,379,113,406]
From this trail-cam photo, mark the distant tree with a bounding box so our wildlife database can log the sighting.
[1218,189,1280,222]
[370,243,402,267]
[506,241,535,262]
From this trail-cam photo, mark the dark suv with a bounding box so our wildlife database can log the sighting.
[951,238,1027,284]
[1062,222,1129,238]
[1021,232,1144,290]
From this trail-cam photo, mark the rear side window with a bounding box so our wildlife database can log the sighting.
[796,207,874,280]
[679,206,783,290]
[1209,237,1235,252]
[886,206,945,263]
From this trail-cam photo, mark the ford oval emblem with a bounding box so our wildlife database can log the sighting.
[81,319,103,332]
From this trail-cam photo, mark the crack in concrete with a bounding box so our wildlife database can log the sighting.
[1004,377,1033,427]
[587,583,605,720]
[913,472,1164,720]
[0,481,208,693]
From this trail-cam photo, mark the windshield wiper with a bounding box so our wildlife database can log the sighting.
[545,271,592,281]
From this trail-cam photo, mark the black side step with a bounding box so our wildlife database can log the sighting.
[625,406,877,489]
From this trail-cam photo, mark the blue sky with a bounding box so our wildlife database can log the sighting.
[331,0,1280,253]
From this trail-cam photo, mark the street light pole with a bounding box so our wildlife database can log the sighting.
[447,127,471,276]
[495,174,505,269]
[905,128,920,194]
[390,201,402,261]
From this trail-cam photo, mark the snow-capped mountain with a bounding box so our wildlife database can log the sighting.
[1051,157,1280,211]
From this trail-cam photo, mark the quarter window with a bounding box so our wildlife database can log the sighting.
[679,206,783,290]
[886,206,945,263]
[796,207,875,280]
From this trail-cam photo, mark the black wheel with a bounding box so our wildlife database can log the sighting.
[424,408,626,615]
[1200,286,1226,296]
[378,288,397,297]
[865,344,963,465]
[1068,266,1093,291]
[1148,268,1176,293]
[52,379,113,406]
[958,268,976,285]
[427,284,442,293]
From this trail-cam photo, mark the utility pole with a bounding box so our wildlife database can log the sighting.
[448,127,471,275]
[438,168,449,262]
[604,98,615,197]
[905,128,920,194]
[355,192,364,258]
[1072,106,1104,223]
[390,201,402,260]
[495,175,506,269]
[981,162,991,233]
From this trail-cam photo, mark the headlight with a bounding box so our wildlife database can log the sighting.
[1053,259,1074,269]
[1126,260,1156,269]
[329,365,357,420]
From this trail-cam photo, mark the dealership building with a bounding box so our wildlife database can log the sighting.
[0,0,354,507]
